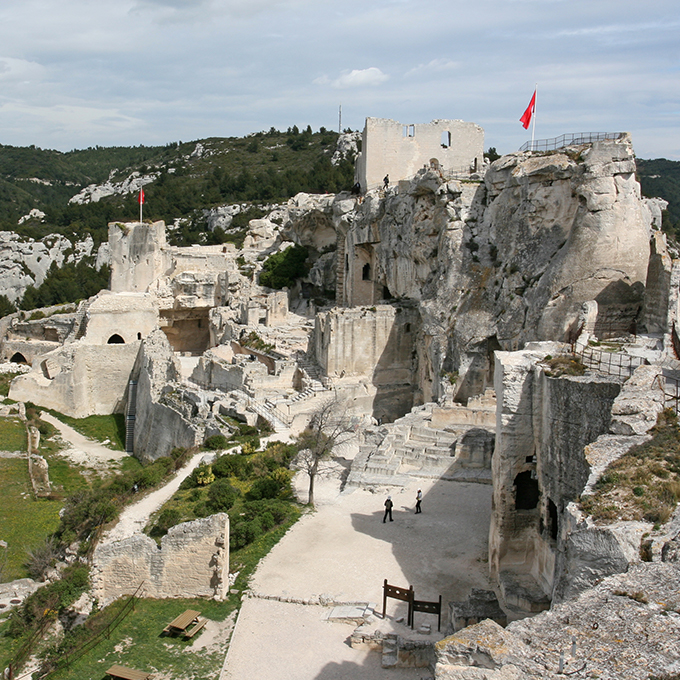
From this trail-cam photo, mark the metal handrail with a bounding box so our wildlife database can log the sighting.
[519,132,625,153]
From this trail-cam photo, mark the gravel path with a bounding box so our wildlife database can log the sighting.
[101,450,207,544]
[41,411,208,544]
[40,412,128,469]
[222,471,492,679]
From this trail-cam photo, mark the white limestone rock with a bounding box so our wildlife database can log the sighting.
[69,170,158,205]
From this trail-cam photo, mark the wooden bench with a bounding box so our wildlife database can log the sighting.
[106,664,152,680]
[184,617,208,639]
[163,609,200,635]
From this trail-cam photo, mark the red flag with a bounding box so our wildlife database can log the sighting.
[520,90,536,130]
[138,188,145,204]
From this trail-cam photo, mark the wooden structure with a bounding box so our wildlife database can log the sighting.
[411,595,442,631]
[382,580,414,626]
[106,665,152,680]
[163,609,207,639]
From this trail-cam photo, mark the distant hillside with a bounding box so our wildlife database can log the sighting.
[637,158,680,238]
[0,127,356,248]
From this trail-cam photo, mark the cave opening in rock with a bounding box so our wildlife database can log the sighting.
[10,352,27,364]
[107,334,125,344]
[514,470,539,510]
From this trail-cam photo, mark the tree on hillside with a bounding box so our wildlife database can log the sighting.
[293,398,355,507]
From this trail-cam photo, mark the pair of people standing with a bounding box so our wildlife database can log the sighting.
[382,489,423,522]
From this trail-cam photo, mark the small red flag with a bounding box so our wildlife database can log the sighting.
[520,90,536,130]
[138,188,145,204]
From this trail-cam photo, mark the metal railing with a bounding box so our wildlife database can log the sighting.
[660,373,680,415]
[38,582,145,679]
[576,346,647,378]
[519,132,625,153]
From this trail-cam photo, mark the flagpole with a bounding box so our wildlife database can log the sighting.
[531,84,537,150]
[139,197,143,223]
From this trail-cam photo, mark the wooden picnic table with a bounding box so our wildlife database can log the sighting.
[163,609,207,638]
[106,664,152,680]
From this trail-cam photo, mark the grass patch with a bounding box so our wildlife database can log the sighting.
[0,458,62,580]
[27,512,301,680]
[0,371,23,398]
[47,411,126,450]
[543,354,586,378]
[580,410,680,525]
[0,417,27,452]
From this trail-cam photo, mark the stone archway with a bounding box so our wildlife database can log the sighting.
[10,352,27,364]
[107,334,125,344]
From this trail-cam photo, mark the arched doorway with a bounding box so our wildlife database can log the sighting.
[10,352,27,364]
[107,334,125,344]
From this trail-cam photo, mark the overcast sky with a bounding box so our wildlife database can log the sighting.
[0,0,678,158]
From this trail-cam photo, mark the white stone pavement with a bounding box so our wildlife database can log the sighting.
[221,471,492,680]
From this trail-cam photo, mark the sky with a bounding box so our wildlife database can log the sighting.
[0,0,678,159]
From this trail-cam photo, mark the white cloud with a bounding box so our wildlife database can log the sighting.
[404,59,459,78]
[0,57,46,83]
[330,67,389,89]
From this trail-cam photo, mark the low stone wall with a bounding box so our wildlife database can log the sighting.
[92,514,229,606]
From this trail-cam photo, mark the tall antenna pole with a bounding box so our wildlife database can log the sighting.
[338,104,342,134]
[531,84,537,150]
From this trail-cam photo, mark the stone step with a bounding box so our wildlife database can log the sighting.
[381,636,399,669]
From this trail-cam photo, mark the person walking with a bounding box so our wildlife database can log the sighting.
[383,495,394,523]
[383,174,389,191]
[415,488,423,514]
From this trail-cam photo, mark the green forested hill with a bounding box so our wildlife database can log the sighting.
[637,158,680,238]
[0,127,355,247]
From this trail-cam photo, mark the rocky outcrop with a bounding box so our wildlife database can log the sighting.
[434,562,680,680]
[91,513,229,606]
[132,329,201,461]
[68,170,158,205]
[298,135,654,408]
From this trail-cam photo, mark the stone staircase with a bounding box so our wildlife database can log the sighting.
[64,298,93,343]
[347,403,493,488]
[125,380,138,453]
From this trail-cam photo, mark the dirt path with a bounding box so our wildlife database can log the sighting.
[39,412,128,469]
[101,451,207,544]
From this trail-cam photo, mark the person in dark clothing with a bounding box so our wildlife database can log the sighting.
[383,174,389,190]
[351,181,362,195]
[415,488,423,514]
[383,495,394,523]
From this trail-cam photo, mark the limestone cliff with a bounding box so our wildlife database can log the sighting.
[283,135,655,410]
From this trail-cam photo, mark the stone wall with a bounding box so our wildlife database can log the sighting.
[489,345,622,610]
[92,514,229,605]
[109,220,170,293]
[313,304,419,420]
[132,329,201,461]
[82,292,158,345]
[355,118,484,191]
[9,341,139,417]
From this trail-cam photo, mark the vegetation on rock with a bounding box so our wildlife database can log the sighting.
[580,410,680,525]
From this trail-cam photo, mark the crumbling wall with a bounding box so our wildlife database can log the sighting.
[314,304,419,420]
[9,341,139,417]
[355,117,484,191]
[133,329,201,461]
[92,514,229,606]
[109,220,170,293]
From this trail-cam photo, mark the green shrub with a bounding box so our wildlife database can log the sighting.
[246,477,281,501]
[204,434,229,450]
[212,453,253,479]
[259,244,309,289]
[149,508,182,538]
[207,479,241,512]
